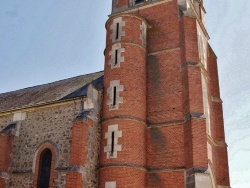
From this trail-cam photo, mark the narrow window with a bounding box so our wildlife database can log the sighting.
[115,23,119,40]
[115,50,118,65]
[37,149,52,188]
[135,0,144,4]
[113,86,117,107]
[111,131,115,156]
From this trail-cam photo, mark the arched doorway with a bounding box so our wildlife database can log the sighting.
[37,149,52,188]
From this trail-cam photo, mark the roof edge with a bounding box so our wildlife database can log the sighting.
[0,70,104,95]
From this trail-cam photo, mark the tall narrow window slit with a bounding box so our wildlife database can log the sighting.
[113,86,117,107]
[111,131,115,156]
[115,50,118,65]
[116,23,119,40]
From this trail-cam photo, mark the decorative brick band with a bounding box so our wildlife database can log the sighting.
[103,114,204,127]
[99,163,146,172]
[146,113,205,127]
[56,166,86,174]
[181,61,200,70]
[148,167,186,173]
[147,119,183,128]
[100,164,187,173]
[148,47,180,56]
[106,14,148,28]
[105,41,146,54]
[101,115,146,124]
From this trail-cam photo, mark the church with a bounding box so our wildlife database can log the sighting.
[0,0,230,187]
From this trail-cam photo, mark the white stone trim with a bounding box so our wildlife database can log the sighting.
[201,73,211,134]
[208,164,216,188]
[195,172,213,188]
[201,8,206,27]
[84,84,98,110]
[105,181,116,188]
[110,17,125,42]
[207,142,213,163]
[14,121,21,137]
[197,22,211,135]
[104,124,122,159]
[140,21,147,47]
[197,22,207,68]
[13,112,26,121]
[107,80,124,110]
[109,43,125,69]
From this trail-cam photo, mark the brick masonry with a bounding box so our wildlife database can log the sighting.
[0,101,82,187]
[0,0,230,187]
[101,0,230,187]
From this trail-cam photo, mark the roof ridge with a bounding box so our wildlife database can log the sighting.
[0,70,104,95]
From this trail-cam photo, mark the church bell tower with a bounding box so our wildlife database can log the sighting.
[100,0,230,187]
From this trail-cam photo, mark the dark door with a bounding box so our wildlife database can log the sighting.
[37,149,52,188]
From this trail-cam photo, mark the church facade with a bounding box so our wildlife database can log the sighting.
[0,0,230,187]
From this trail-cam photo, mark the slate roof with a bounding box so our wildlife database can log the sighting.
[0,71,104,113]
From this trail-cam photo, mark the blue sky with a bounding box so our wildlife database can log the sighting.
[204,0,250,187]
[0,0,110,92]
[0,0,249,187]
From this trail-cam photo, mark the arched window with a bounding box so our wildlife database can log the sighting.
[37,149,52,188]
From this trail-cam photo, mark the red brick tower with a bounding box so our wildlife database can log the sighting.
[100,7,148,188]
[100,0,230,187]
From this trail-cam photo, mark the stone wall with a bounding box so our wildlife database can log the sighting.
[0,101,82,187]
[85,119,101,188]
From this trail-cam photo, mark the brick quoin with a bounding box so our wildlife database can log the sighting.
[207,44,230,186]
[0,134,14,188]
[66,119,91,188]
